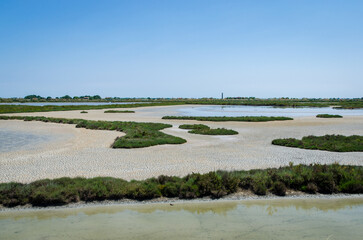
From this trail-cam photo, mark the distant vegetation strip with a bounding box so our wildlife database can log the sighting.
[179,124,238,135]
[0,102,184,114]
[104,110,135,113]
[181,99,363,109]
[272,135,363,152]
[3,95,363,109]
[1,163,362,208]
[0,116,186,148]
[316,114,343,118]
[163,116,293,122]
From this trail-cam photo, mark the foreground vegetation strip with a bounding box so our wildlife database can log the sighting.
[163,116,293,122]
[272,135,363,152]
[1,163,362,208]
[0,116,186,148]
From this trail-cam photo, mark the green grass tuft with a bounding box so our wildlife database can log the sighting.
[179,124,238,135]
[104,110,135,113]
[316,114,343,118]
[179,124,210,130]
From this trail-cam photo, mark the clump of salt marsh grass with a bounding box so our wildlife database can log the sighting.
[179,124,238,135]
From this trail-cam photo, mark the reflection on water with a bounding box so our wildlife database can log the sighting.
[0,129,54,152]
[1,197,363,239]
[178,105,363,117]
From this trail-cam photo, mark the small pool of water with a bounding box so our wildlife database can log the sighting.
[0,129,55,152]
[1,197,362,239]
[178,105,363,117]
[0,102,153,106]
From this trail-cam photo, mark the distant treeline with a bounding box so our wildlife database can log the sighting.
[1,96,363,109]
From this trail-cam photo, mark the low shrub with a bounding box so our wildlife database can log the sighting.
[339,180,363,193]
[252,179,267,195]
[80,111,88,114]
[271,181,286,196]
[301,183,318,194]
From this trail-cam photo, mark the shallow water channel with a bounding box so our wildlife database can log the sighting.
[1,197,362,240]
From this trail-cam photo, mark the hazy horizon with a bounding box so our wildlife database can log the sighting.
[1,0,362,98]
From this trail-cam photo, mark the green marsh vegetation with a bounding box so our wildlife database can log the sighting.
[164,98,362,109]
[0,102,184,114]
[316,114,343,118]
[104,110,135,113]
[272,135,363,152]
[80,111,88,114]
[179,124,238,135]
[0,116,186,148]
[163,116,293,122]
[0,163,362,207]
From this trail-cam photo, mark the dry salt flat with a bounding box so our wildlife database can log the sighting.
[0,105,362,183]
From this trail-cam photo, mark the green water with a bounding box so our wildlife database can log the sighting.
[1,197,363,239]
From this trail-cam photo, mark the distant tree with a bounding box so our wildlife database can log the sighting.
[46,96,52,100]
[92,95,101,100]
[61,95,72,99]
[24,95,44,100]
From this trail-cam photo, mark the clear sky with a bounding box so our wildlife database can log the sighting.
[0,0,362,98]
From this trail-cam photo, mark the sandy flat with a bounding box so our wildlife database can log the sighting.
[0,105,362,183]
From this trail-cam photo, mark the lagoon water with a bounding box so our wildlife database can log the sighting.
[0,129,54,152]
[0,197,362,240]
[178,105,363,117]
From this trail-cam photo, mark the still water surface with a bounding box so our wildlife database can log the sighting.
[0,129,54,152]
[178,105,363,117]
[1,197,362,239]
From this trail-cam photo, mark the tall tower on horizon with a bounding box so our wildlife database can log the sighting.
[221,92,224,99]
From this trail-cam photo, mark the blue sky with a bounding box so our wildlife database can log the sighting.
[0,0,362,98]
